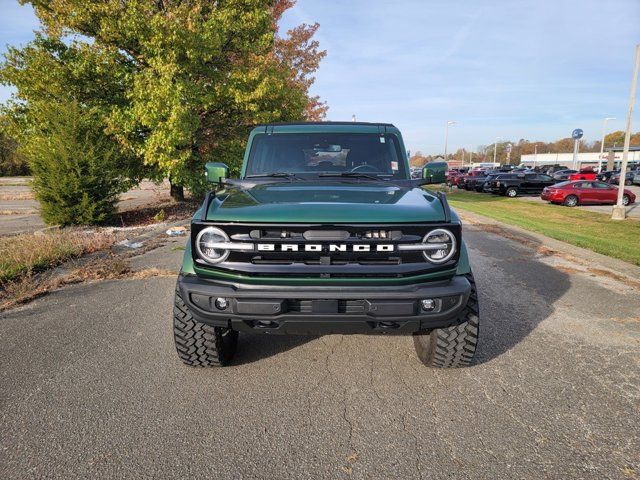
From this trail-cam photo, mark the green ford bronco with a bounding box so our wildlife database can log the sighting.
[174,122,479,368]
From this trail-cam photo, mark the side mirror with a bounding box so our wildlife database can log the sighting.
[422,162,447,184]
[205,162,229,184]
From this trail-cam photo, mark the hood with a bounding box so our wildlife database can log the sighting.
[204,181,447,224]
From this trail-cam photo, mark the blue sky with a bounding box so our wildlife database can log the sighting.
[1,0,639,154]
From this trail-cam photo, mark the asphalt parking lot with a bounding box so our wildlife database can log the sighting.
[1,222,638,479]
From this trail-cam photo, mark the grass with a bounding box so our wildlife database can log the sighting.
[444,189,640,266]
[0,229,118,284]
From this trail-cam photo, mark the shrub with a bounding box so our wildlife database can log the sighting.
[25,101,129,225]
[0,129,29,176]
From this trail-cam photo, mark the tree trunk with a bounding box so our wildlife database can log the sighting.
[169,178,185,201]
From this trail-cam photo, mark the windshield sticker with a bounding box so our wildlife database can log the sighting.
[379,136,386,143]
[391,161,399,170]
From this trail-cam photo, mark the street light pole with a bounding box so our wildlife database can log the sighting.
[444,120,456,164]
[533,144,538,168]
[599,117,616,172]
[493,137,501,164]
[612,44,640,220]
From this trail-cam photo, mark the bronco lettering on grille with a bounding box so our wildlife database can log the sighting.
[257,244,394,252]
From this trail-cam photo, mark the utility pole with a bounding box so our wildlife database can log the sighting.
[493,137,501,164]
[599,117,616,172]
[612,44,640,220]
[533,144,538,168]
[444,120,456,164]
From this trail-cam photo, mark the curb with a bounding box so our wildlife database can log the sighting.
[455,207,640,281]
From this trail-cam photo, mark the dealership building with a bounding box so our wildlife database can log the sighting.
[520,146,640,170]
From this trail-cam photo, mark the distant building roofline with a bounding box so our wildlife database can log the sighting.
[606,146,640,152]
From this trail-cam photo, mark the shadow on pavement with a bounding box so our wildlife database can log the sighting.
[232,334,316,365]
[464,225,571,365]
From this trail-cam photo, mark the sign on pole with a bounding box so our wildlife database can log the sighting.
[571,129,583,169]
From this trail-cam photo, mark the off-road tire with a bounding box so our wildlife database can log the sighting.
[173,289,238,367]
[505,187,518,197]
[413,272,479,368]
[564,194,578,207]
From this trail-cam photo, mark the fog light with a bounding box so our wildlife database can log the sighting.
[421,299,436,311]
[214,297,228,310]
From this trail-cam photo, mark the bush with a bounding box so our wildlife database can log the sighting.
[0,129,29,176]
[25,101,129,225]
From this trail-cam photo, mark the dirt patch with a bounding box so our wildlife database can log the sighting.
[555,266,582,275]
[0,255,177,311]
[0,192,35,201]
[0,209,39,215]
[587,268,640,290]
[112,201,198,228]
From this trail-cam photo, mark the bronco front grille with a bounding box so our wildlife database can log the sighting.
[192,222,461,278]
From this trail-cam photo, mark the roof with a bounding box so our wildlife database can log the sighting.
[255,121,396,128]
[250,121,401,135]
[606,146,640,152]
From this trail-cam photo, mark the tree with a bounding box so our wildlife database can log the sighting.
[273,0,328,120]
[0,121,28,176]
[24,100,128,225]
[2,0,327,200]
[409,151,429,167]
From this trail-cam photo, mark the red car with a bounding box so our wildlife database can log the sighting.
[446,169,467,187]
[567,167,597,182]
[541,181,636,207]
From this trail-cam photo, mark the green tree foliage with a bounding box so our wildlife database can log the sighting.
[1,0,326,200]
[0,122,28,176]
[25,100,128,225]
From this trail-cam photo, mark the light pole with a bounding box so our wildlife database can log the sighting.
[599,117,616,172]
[444,120,456,164]
[612,44,640,220]
[493,137,501,164]
[533,144,538,168]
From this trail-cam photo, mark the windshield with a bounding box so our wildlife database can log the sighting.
[245,133,408,179]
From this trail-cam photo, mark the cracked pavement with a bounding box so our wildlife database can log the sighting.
[1,225,639,479]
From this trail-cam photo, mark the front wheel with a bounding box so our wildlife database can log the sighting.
[413,273,479,368]
[173,289,238,367]
[623,194,631,206]
[505,187,518,197]
[563,195,578,207]
[625,179,632,186]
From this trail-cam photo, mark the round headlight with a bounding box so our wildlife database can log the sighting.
[422,228,456,264]
[195,227,230,264]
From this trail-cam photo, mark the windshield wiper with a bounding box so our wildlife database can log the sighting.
[245,172,301,181]
[318,172,394,182]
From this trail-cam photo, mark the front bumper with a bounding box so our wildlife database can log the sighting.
[177,274,472,335]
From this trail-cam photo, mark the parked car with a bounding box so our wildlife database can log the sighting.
[446,170,464,187]
[568,167,597,181]
[544,165,566,175]
[542,181,636,207]
[481,173,501,193]
[492,173,556,197]
[552,169,577,181]
[634,172,640,186]
[596,170,619,182]
[176,121,481,369]
[462,170,488,191]
[608,171,635,186]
